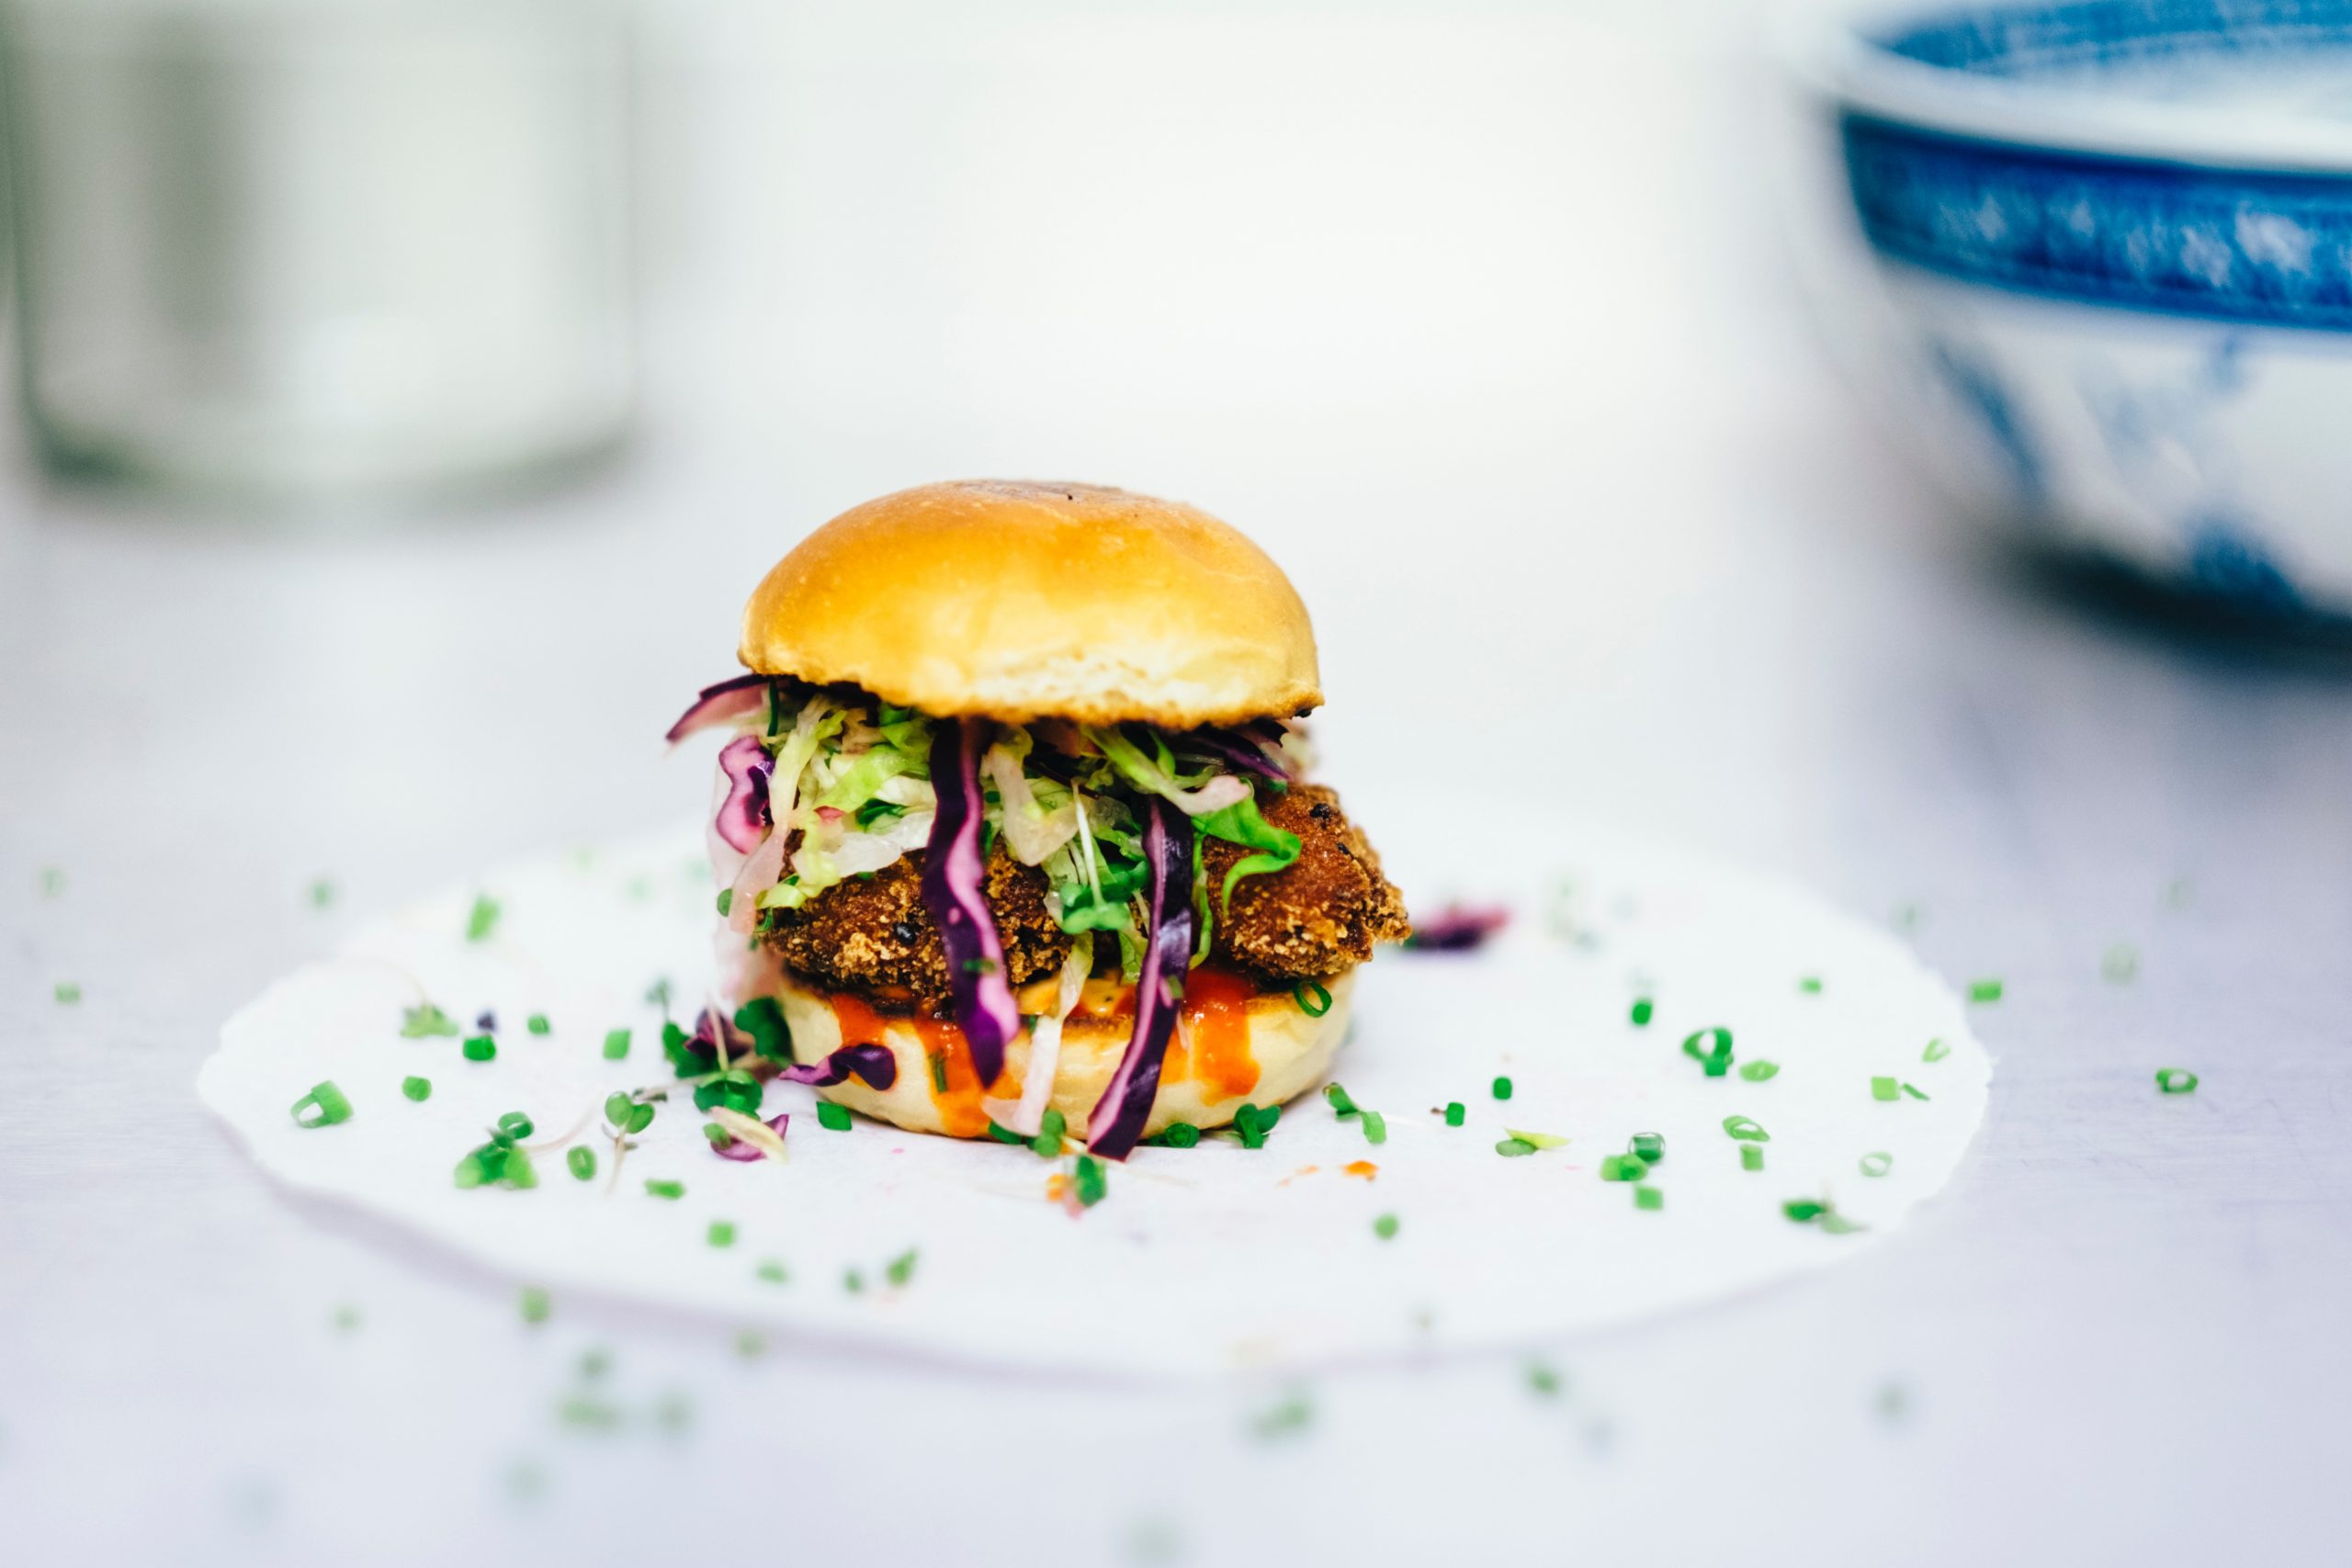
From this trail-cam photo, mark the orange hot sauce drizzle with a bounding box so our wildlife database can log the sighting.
[1176,965,1261,1100]
[828,996,1012,1138]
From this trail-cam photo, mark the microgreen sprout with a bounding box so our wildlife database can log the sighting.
[1361,1111,1387,1145]
[602,1028,630,1060]
[1231,1103,1281,1149]
[567,1146,595,1181]
[401,1002,459,1039]
[1074,1155,1109,1208]
[1323,1083,1360,1118]
[1030,1108,1068,1158]
[885,1248,919,1288]
[599,1089,660,1189]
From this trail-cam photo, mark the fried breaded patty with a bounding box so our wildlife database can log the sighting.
[768,784,1408,1000]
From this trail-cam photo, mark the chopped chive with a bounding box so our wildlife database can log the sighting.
[497,1111,534,1140]
[519,1286,551,1325]
[842,1269,865,1293]
[1372,1213,1400,1240]
[1782,1199,1826,1222]
[1634,1185,1664,1211]
[53,981,82,1005]
[817,1101,853,1132]
[462,1035,495,1063]
[1900,1081,1929,1100]
[464,893,501,943]
[1505,1128,1567,1150]
[986,1121,1026,1145]
[1860,1151,1893,1178]
[885,1248,919,1287]
[567,1146,595,1180]
[1599,1154,1647,1181]
[1292,980,1333,1018]
[401,1076,432,1102]
[1495,1137,1537,1157]
[1526,1361,1564,1396]
[1871,1076,1898,1101]
[703,1122,731,1151]
[1629,1132,1665,1163]
[1074,1155,1108,1208]
[601,1028,630,1060]
[1491,1076,1513,1101]
[400,1002,458,1038]
[644,1179,684,1201]
[1031,1107,1067,1157]
[308,879,336,908]
[1740,1143,1764,1172]
[1799,976,1824,994]
[1680,1026,1734,1077]
[2155,1067,2199,1095]
[1361,1111,1387,1145]
[1739,1060,1780,1082]
[707,1221,737,1248]
[1629,997,1654,1026]
[289,1080,354,1128]
[928,1051,948,1094]
[2102,943,2139,983]
[1443,1101,1465,1126]
[1323,1082,1361,1118]
[1922,1037,1951,1063]
[1721,1114,1770,1142]
[526,1013,550,1035]
[755,1258,787,1284]
[1969,977,2004,1003]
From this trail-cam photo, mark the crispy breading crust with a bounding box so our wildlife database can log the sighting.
[765,785,1408,1003]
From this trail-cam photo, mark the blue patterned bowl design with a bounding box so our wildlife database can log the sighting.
[1805,1,2352,615]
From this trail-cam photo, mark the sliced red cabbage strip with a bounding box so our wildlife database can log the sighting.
[1087,796,1195,1160]
[713,735,775,854]
[777,1043,898,1090]
[665,674,768,744]
[919,716,1023,1088]
[1174,725,1290,782]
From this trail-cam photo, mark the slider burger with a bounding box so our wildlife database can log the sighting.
[667,480,1408,1158]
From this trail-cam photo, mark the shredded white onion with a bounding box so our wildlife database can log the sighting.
[984,931,1092,1137]
[727,830,787,934]
[984,739,1079,865]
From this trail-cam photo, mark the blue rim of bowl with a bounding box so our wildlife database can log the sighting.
[1793,0,2352,170]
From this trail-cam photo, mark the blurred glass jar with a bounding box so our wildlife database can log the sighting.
[0,0,633,504]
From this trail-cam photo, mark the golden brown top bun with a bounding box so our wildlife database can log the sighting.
[739,479,1321,727]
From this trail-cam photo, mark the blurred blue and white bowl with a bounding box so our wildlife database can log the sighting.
[1792,0,2352,615]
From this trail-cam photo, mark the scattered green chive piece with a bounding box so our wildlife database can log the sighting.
[1526,1361,1563,1396]
[1740,1143,1765,1172]
[1860,1151,1893,1178]
[1634,1185,1664,1211]
[567,1146,595,1180]
[601,1028,630,1060]
[465,894,501,943]
[1156,1122,1201,1149]
[1923,1037,1951,1064]
[307,878,337,908]
[1506,1128,1567,1150]
[519,1286,551,1324]
[462,1035,496,1063]
[1031,1107,1067,1157]
[1323,1082,1361,1118]
[1443,1101,1465,1127]
[1293,980,1333,1018]
[1739,1060,1780,1082]
[401,1076,432,1102]
[703,1122,732,1151]
[1799,976,1824,994]
[755,1259,787,1284]
[707,1221,736,1248]
[1599,1154,1646,1181]
[715,888,734,917]
[1900,1081,1929,1101]
[1722,1114,1770,1143]
[928,1051,948,1094]
[526,1013,550,1035]
[289,1080,354,1128]
[1629,998,1654,1026]
[644,1179,684,1201]
[1969,977,2004,1003]
[817,1101,853,1132]
[1492,1076,1513,1100]
[1681,1026,1735,1077]
[53,981,82,1005]
[2156,1067,2199,1095]
[986,1121,1026,1145]
[1783,1199,1826,1223]
[2102,944,2140,983]
[842,1269,865,1293]
[497,1111,534,1140]
[1871,1076,1898,1101]
[1372,1213,1400,1240]
[1495,1137,1537,1157]
[1361,1111,1387,1145]
[1074,1155,1108,1208]
[400,1002,459,1038]
[1629,1131,1665,1163]
[644,978,673,1012]
[885,1248,919,1287]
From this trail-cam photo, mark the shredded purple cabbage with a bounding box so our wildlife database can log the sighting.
[919,716,1023,1089]
[1174,725,1289,781]
[1088,796,1195,1160]
[712,1112,790,1161]
[1403,903,1511,952]
[778,1043,898,1090]
[665,674,769,744]
[713,734,775,853]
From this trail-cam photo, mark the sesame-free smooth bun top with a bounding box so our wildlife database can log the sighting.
[739,480,1322,727]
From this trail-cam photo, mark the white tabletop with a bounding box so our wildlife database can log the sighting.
[3,5,2344,1563]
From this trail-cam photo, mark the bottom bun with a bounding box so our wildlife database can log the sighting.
[767,966,1356,1142]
